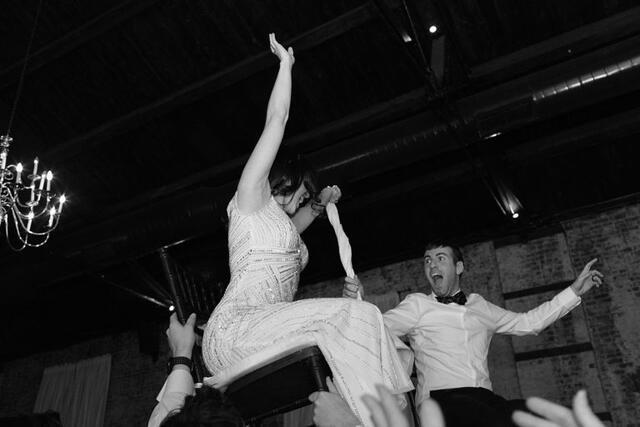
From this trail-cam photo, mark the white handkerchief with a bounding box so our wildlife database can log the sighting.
[326,202,361,299]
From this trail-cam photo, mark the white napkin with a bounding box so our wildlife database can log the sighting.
[325,203,361,300]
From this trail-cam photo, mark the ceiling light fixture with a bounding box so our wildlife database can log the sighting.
[484,132,502,140]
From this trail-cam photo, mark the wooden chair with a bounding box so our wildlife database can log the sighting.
[205,337,331,426]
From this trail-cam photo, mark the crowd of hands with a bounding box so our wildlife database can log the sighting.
[354,383,606,427]
[167,312,606,427]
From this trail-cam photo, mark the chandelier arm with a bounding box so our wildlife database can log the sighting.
[13,190,45,210]
[10,205,30,228]
[8,207,49,245]
[24,233,50,248]
[23,228,57,237]
[14,198,35,210]
[33,201,52,218]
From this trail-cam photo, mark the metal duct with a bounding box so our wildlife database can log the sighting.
[532,53,640,101]
[461,34,640,136]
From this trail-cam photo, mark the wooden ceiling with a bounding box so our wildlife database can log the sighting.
[1,0,640,359]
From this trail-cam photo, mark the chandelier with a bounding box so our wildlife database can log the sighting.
[0,0,66,250]
[0,136,65,250]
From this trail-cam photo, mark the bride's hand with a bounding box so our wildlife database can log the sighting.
[269,33,295,67]
[319,185,342,204]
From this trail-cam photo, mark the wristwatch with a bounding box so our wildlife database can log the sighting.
[167,356,193,374]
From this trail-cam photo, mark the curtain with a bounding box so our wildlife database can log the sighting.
[34,354,111,427]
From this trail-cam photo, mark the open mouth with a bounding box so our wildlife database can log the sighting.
[431,273,443,284]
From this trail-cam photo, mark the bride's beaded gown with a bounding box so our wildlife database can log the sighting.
[203,194,412,425]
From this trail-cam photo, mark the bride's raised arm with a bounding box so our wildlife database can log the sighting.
[237,33,295,214]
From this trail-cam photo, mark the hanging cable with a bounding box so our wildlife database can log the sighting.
[6,0,45,136]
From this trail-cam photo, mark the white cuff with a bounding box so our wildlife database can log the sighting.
[557,286,581,309]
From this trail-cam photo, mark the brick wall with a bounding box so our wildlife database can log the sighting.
[1,203,638,426]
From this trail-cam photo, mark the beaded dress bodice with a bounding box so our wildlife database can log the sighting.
[215,194,309,310]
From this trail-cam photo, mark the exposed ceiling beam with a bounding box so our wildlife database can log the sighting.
[0,99,44,152]
[0,0,161,91]
[59,87,429,232]
[343,106,640,214]
[92,273,170,309]
[126,260,172,302]
[372,0,428,80]
[428,0,470,74]
[43,2,379,163]
[470,6,640,85]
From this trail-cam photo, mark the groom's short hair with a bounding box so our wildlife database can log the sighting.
[424,241,464,264]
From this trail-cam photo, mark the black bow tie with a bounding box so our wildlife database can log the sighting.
[436,292,467,306]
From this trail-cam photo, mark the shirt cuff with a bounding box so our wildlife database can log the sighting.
[156,368,195,402]
[558,286,581,309]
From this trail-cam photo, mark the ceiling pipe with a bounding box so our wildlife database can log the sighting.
[461,34,640,136]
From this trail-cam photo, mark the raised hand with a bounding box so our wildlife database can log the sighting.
[572,390,604,426]
[361,385,411,427]
[570,258,604,296]
[269,33,294,67]
[512,390,604,427]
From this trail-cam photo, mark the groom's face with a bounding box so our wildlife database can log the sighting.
[423,246,463,297]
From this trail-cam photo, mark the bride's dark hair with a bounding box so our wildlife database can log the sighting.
[269,149,318,198]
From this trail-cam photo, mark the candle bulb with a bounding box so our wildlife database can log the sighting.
[48,207,57,228]
[46,171,53,191]
[38,173,46,191]
[58,194,66,215]
[32,157,39,178]
[16,163,23,184]
[29,182,35,203]
[26,211,34,233]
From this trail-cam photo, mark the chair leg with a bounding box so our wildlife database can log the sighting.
[308,354,328,391]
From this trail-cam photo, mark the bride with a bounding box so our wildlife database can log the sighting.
[202,34,412,426]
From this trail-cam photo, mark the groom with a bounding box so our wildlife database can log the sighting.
[343,241,603,427]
